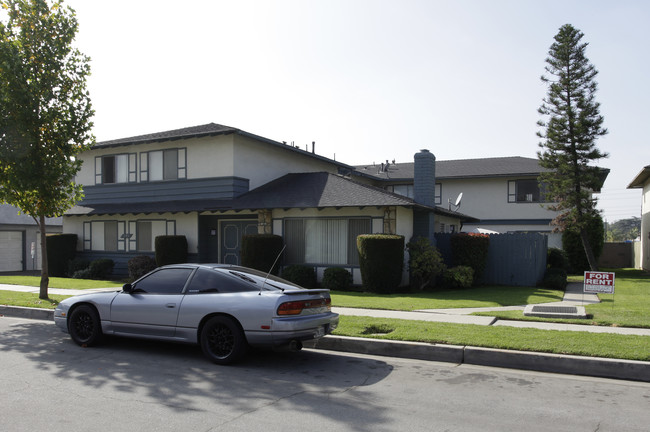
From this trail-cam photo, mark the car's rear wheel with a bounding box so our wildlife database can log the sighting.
[200,316,246,365]
[68,305,103,346]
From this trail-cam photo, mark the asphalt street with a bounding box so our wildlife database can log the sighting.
[1,316,649,432]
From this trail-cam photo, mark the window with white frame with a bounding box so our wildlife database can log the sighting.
[508,179,545,203]
[140,148,186,182]
[388,183,442,204]
[95,154,136,184]
[83,219,175,252]
[284,218,371,266]
[83,221,127,251]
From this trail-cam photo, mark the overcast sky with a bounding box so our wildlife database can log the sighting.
[51,1,650,222]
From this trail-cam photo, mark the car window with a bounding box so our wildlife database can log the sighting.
[133,268,194,294]
[186,268,257,293]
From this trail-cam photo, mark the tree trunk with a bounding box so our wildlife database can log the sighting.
[579,228,598,271]
[38,214,49,300]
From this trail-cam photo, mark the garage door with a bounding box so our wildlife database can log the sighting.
[0,231,23,272]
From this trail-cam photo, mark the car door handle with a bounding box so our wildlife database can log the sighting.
[165,303,176,308]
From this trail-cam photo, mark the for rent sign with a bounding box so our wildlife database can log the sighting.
[584,271,615,294]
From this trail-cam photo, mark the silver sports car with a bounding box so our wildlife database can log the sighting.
[54,264,339,364]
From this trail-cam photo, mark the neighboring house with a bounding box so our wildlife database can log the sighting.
[0,204,62,272]
[64,123,476,283]
[628,166,650,271]
[354,156,609,249]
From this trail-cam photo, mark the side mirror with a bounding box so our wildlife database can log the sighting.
[122,283,133,294]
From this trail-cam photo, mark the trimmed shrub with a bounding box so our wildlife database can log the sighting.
[442,266,474,289]
[241,234,284,275]
[562,213,605,273]
[89,259,114,280]
[46,234,77,277]
[128,255,157,281]
[450,233,489,283]
[281,265,317,288]
[542,268,568,290]
[406,237,446,290]
[357,234,404,293]
[547,247,569,271]
[322,267,353,291]
[72,268,93,279]
[155,235,188,266]
[67,258,90,277]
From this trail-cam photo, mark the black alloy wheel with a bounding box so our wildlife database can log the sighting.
[200,316,246,365]
[68,304,103,346]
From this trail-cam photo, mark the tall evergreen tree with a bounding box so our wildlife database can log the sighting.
[537,24,608,271]
[0,0,94,299]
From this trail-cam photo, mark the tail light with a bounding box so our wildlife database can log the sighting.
[277,298,331,316]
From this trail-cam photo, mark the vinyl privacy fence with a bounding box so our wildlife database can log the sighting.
[434,233,548,286]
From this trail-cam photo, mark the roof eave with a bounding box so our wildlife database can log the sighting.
[627,166,650,189]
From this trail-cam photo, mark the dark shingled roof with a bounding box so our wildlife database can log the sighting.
[67,172,478,221]
[355,156,551,180]
[94,123,240,148]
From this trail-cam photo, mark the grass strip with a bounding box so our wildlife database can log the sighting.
[0,276,123,290]
[0,291,70,309]
[334,315,650,361]
[331,286,563,311]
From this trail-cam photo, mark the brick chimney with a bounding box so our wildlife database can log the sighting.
[413,149,436,243]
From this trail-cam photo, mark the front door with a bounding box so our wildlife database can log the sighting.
[220,220,258,265]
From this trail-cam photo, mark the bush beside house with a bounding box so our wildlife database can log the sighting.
[155,235,188,266]
[241,234,284,275]
[357,234,404,293]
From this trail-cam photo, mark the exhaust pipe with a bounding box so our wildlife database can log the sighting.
[289,340,303,352]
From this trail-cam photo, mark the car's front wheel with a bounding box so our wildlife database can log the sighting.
[200,316,246,365]
[68,305,103,346]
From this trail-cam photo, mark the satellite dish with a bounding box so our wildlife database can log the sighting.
[448,193,463,211]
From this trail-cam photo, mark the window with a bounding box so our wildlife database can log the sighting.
[388,183,442,204]
[83,221,126,251]
[95,154,136,184]
[284,218,371,266]
[186,268,258,294]
[508,179,545,203]
[136,220,176,251]
[83,219,174,252]
[141,148,186,182]
[133,268,193,294]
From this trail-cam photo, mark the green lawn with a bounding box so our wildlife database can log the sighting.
[0,291,69,308]
[331,285,563,311]
[0,276,123,290]
[473,269,650,328]
[334,316,650,361]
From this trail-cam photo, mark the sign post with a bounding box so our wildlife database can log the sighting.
[584,271,615,294]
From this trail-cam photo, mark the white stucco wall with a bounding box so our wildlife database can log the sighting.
[641,182,650,270]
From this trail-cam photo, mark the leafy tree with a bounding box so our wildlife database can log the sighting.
[605,217,641,242]
[0,0,94,299]
[537,24,608,271]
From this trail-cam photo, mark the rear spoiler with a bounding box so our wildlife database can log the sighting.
[283,289,330,295]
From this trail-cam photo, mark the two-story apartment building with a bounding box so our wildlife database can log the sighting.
[64,123,475,283]
[354,156,609,249]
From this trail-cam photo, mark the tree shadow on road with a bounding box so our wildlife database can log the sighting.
[0,318,394,431]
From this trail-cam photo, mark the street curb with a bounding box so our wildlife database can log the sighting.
[463,346,650,382]
[312,335,650,383]
[0,305,54,321]
[310,335,465,363]
[2,306,649,382]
